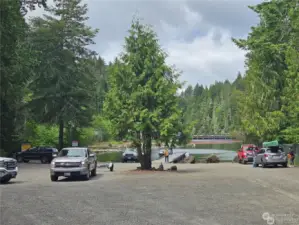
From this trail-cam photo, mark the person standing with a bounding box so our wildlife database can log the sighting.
[252,148,257,167]
[289,149,296,167]
[164,148,169,163]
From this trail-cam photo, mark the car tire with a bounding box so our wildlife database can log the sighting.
[84,168,90,180]
[261,161,267,168]
[282,163,287,168]
[23,159,29,163]
[0,177,11,184]
[91,165,97,177]
[253,163,258,167]
[242,159,247,164]
[50,175,58,182]
[16,156,23,163]
[41,156,49,164]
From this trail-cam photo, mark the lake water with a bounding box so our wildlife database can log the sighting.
[150,148,237,161]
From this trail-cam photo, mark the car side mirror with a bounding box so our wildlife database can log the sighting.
[89,153,95,158]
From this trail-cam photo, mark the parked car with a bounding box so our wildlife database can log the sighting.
[16,146,58,164]
[237,144,258,164]
[50,147,97,181]
[0,157,18,184]
[254,147,287,168]
[122,149,138,163]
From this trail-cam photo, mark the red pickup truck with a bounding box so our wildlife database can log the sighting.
[237,144,259,164]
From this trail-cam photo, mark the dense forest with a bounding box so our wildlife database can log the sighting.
[179,73,244,137]
[1,0,298,159]
[180,0,299,144]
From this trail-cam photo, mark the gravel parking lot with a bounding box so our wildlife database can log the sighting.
[1,162,299,225]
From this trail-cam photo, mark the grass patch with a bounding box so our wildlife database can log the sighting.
[192,154,210,161]
[96,151,123,162]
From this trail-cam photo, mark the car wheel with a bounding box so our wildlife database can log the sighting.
[242,159,247,164]
[41,156,49,164]
[23,159,29,163]
[282,163,287,168]
[253,163,258,167]
[91,165,97,177]
[261,161,267,168]
[84,169,90,180]
[50,175,58,182]
[17,156,23,163]
[0,177,11,184]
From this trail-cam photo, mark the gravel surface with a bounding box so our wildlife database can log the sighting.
[1,162,299,225]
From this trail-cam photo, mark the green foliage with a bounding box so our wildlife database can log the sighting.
[180,0,298,145]
[96,152,123,162]
[92,115,115,141]
[22,121,58,147]
[28,0,99,149]
[179,79,244,138]
[20,0,47,16]
[104,19,183,169]
[0,0,38,152]
[231,0,299,143]
[77,127,95,146]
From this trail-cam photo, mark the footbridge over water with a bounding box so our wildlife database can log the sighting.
[192,135,242,144]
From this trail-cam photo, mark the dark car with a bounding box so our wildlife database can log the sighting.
[16,147,58,164]
[122,150,138,163]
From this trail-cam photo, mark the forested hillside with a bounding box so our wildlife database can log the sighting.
[179,73,244,137]
[180,0,299,144]
[1,0,298,156]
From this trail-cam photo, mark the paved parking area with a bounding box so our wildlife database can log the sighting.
[1,162,299,225]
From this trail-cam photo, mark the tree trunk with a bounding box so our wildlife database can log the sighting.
[139,133,152,170]
[58,119,64,150]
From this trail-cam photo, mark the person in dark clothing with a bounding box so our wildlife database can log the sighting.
[289,149,295,166]
[252,148,258,167]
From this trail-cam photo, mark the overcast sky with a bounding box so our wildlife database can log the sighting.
[27,0,262,87]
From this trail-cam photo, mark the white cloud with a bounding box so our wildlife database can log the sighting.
[26,0,261,87]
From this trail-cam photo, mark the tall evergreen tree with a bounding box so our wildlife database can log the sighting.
[29,0,98,149]
[104,19,182,169]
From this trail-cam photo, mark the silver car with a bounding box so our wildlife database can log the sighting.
[254,147,288,168]
[50,147,97,181]
[0,157,18,184]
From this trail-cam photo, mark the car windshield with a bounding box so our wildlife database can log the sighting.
[58,148,86,157]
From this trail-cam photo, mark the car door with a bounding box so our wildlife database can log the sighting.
[23,147,39,160]
[87,149,95,170]
[256,149,265,164]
